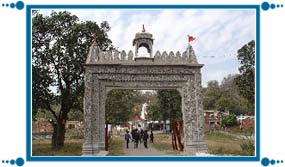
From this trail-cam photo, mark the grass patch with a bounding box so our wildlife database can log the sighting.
[151,131,255,156]
[107,136,125,156]
[152,133,173,151]
[205,131,254,156]
[32,139,83,156]
[151,133,182,155]
[226,127,255,136]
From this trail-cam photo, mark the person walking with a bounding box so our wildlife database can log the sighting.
[124,130,131,149]
[150,130,154,143]
[143,130,149,148]
[132,129,139,148]
[139,129,144,144]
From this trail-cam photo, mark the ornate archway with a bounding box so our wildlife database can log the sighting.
[82,30,207,156]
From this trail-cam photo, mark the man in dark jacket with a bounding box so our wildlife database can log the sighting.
[143,130,149,148]
[132,129,139,148]
[150,130,154,143]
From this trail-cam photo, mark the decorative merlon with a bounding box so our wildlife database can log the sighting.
[86,44,199,65]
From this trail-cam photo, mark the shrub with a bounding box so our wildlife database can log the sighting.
[240,141,255,156]
[221,115,237,127]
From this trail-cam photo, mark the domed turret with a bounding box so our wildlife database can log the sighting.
[132,25,154,57]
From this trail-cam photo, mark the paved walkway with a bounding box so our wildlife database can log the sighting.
[123,141,168,156]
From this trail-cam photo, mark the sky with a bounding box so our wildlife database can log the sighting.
[39,9,255,87]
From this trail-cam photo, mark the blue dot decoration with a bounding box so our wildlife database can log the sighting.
[2,3,4,7]
[10,159,15,165]
[10,3,15,8]
[15,158,24,167]
[277,160,280,163]
[270,159,276,165]
[15,1,24,10]
[281,160,284,163]
[261,1,270,10]
[2,160,4,163]
[270,4,276,9]
[261,157,270,166]
[281,4,284,7]
[277,4,280,7]
[6,160,9,163]
[5,3,9,7]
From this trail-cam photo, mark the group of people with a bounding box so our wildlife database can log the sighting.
[124,129,154,149]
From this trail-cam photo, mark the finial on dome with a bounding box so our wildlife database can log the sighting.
[142,24,146,32]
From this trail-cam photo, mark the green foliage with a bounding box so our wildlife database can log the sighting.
[157,90,182,121]
[240,141,255,156]
[203,80,221,110]
[203,40,255,115]
[32,11,113,147]
[235,40,255,113]
[33,109,54,120]
[147,95,161,121]
[32,11,112,119]
[105,90,142,125]
[203,74,252,115]
[221,115,237,127]
[68,110,83,121]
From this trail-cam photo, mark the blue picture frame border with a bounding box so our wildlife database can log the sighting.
[26,4,260,162]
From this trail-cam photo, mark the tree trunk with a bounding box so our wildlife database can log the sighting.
[171,121,178,150]
[177,120,184,151]
[51,118,66,149]
[171,120,184,151]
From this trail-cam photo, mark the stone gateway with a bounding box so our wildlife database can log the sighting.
[82,29,207,156]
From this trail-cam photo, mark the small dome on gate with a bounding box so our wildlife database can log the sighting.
[132,25,154,57]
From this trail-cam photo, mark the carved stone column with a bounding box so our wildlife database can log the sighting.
[183,72,207,155]
[98,83,106,150]
[82,70,97,155]
[194,72,208,153]
[91,76,101,153]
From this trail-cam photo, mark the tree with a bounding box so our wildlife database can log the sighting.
[235,40,255,113]
[203,80,221,110]
[32,11,113,148]
[156,90,182,133]
[105,90,142,125]
[218,74,242,115]
[147,94,161,121]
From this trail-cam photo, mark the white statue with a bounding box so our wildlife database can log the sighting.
[140,102,148,120]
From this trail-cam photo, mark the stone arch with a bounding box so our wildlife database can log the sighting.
[83,30,207,156]
[82,62,207,156]
[137,46,149,57]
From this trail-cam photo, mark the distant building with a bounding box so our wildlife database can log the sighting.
[237,115,255,130]
[204,110,222,126]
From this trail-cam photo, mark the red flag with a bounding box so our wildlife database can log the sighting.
[187,35,196,42]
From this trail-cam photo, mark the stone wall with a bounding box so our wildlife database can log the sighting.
[32,120,84,140]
